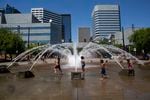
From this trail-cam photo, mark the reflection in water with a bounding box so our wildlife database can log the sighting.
[100,79,107,95]
[7,85,15,93]
[54,74,63,81]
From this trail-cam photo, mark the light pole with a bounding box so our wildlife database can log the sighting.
[49,19,52,44]
[17,25,20,34]
[16,25,20,55]
[122,27,125,50]
[27,27,30,49]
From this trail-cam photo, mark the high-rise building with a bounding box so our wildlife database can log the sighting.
[92,5,121,40]
[61,14,72,42]
[78,27,91,42]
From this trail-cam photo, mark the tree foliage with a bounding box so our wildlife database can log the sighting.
[129,28,150,54]
[95,38,110,44]
[0,28,25,56]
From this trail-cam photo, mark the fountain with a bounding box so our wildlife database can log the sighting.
[70,43,84,80]
[0,41,144,78]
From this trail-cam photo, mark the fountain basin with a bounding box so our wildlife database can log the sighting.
[119,69,128,76]
[119,69,135,76]
[0,65,10,73]
[17,71,34,78]
[71,72,84,80]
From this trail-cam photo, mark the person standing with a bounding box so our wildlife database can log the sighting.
[127,59,135,76]
[100,59,107,80]
[81,56,85,72]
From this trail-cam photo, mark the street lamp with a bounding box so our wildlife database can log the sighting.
[122,27,125,50]
[17,25,20,34]
[62,39,64,43]
[49,19,52,44]
[27,27,30,49]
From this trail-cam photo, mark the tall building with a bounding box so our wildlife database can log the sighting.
[92,5,121,40]
[78,27,90,42]
[61,14,71,42]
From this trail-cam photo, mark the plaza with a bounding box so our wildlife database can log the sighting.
[0,60,150,100]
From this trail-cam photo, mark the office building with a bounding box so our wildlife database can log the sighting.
[0,5,72,44]
[0,13,56,44]
[92,5,121,40]
[31,8,72,43]
[61,14,71,42]
[0,13,62,44]
[78,27,90,42]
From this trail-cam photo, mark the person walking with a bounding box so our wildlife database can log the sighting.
[54,56,63,74]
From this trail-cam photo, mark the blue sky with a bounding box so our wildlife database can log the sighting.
[0,0,150,42]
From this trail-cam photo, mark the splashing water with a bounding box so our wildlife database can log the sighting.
[8,42,143,71]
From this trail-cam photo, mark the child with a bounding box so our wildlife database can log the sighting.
[81,56,85,72]
[100,59,107,79]
[127,59,135,76]
[54,56,63,74]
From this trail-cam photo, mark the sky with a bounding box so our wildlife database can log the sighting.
[0,0,150,42]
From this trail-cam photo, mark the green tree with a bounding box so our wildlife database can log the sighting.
[95,38,110,44]
[129,28,150,55]
[0,28,25,60]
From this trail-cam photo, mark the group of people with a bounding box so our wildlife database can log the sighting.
[100,58,135,79]
[53,56,135,78]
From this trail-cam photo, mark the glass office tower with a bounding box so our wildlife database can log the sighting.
[61,14,72,42]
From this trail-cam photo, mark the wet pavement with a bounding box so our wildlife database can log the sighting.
[0,62,150,100]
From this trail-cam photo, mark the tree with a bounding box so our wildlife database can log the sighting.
[0,28,25,60]
[129,28,150,55]
[96,38,111,45]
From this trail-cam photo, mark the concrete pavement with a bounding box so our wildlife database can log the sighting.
[0,63,150,100]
